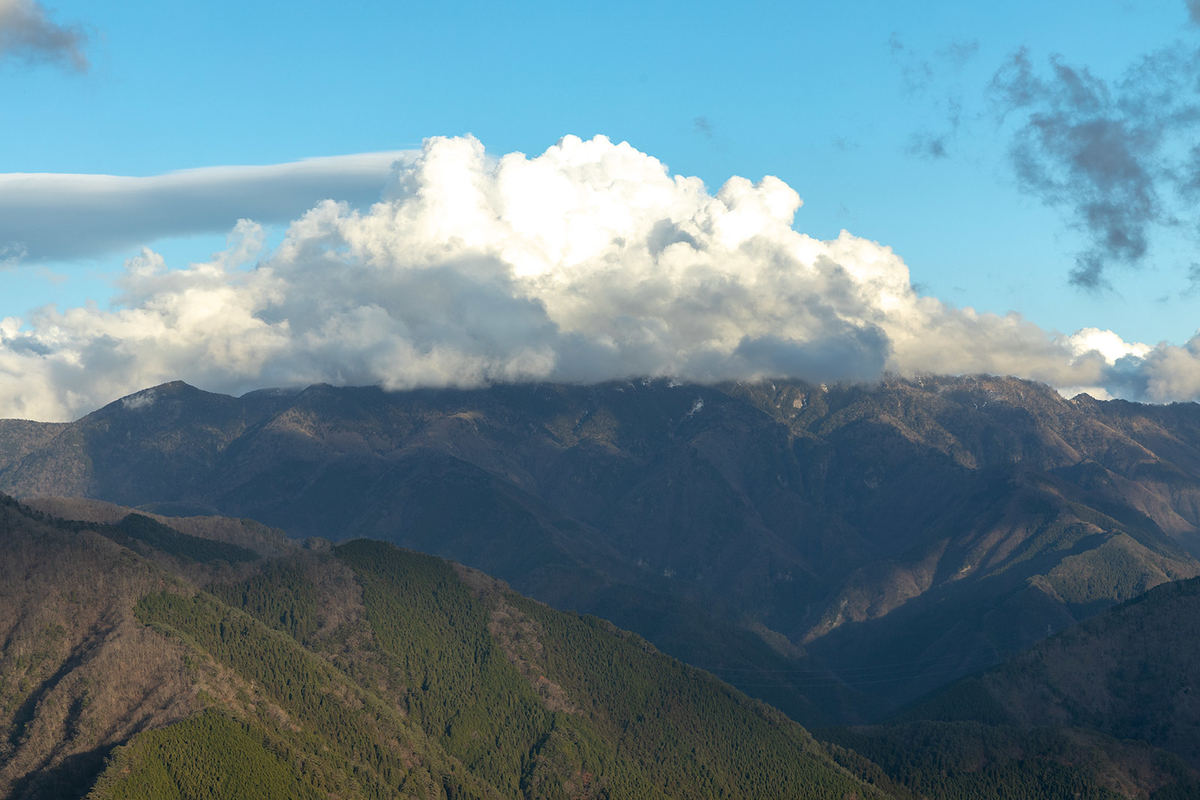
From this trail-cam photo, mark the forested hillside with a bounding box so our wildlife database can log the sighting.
[805,571,1200,800]
[892,574,1200,769]
[7,493,1200,798]
[0,494,891,800]
[820,722,1199,800]
[3,376,1200,722]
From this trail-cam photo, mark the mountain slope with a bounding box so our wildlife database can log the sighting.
[820,721,1199,800]
[5,376,1200,720]
[0,499,199,799]
[812,572,1200,799]
[894,574,1200,769]
[0,494,891,800]
[0,422,68,473]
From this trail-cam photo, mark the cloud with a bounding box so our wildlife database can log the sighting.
[121,388,157,411]
[0,151,413,263]
[1186,263,1200,296]
[990,46,1200,288]
[831,135,859,152]
[0,0,87,71]
[888,36,970,161]
[938,39,980,71]
[0,135,1191,421]
[1189,0,1200,25]
[886,33,935,95]
[905,131,950,160]
[1066,327,1151,362]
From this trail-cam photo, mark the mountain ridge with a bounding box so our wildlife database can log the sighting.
[4,492,1199,799]
[4,375,1200,721]
[892,572,1200,769]
[0,493,893,800]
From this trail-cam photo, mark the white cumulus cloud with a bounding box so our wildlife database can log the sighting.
[0,134,1195,421]
[1067,327,1152,364]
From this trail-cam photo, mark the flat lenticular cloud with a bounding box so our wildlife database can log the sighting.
[0,0,87,71]
[0,134,1194,421]
[0,151,413,263]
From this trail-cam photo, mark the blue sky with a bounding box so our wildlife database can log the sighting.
[2,0,1200,419]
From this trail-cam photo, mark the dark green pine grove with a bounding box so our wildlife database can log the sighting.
[86,712,325,800]
[189,538,882,800]
[127,591,490,800]
[507,593,856,799]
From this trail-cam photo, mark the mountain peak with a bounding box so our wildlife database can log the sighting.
[95,381,236,418]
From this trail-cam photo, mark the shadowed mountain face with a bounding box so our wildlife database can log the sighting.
[814,574,1200,800]
[895,574,1200,770]
[4,376,1200,722]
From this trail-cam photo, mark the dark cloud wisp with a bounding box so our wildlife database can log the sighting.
[990,46,1200,288]
[0,0,88,71]
[905,131,950,160]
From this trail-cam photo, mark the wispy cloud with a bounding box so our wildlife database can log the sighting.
[0,0,88,71]
[0,151,413,263]
[889,35,974,160]
[990,45,1200,288]
[938,39,980,71]
[905,131,950,160]
[1185,262,1200,296]
[692,116,715,139]
[0,135,1186,422]
[884,25,1200,289]
[886,33,935,95]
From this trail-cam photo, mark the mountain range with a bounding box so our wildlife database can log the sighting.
[4,375,1200,725]
[4,493,1200,799]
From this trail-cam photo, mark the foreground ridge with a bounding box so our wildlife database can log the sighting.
[0,495,885,799]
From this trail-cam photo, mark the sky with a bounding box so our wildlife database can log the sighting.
[3,0,1200,420]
